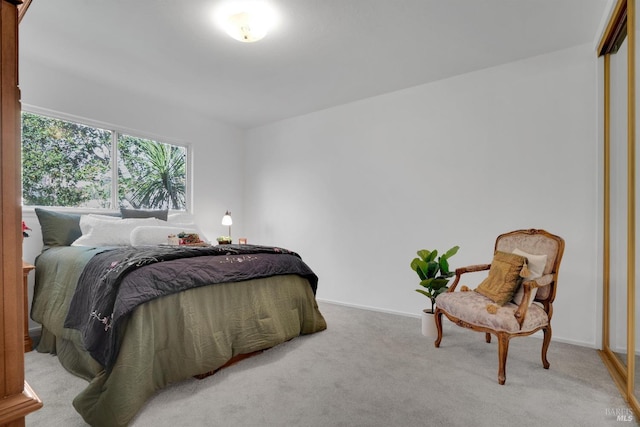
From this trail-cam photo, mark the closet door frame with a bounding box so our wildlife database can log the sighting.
[598,0,639,417]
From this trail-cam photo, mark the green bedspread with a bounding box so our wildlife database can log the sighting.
[31,246,327,427]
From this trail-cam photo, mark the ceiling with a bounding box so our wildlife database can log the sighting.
[19,0,610,129]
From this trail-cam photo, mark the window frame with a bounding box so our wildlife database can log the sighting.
[21,104,193,213]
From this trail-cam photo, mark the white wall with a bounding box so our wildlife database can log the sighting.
[244,44,600,347]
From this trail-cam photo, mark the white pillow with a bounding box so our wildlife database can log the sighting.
[130,225,200,246]
[167,213,196,225]
[72,215,161,246]
[512,248,548,306]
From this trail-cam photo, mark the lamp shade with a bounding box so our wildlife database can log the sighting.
[221,211,232,226]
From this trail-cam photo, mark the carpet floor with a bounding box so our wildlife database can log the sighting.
[24,301,635,426]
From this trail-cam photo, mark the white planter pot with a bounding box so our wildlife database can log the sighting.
[421,309,438,337]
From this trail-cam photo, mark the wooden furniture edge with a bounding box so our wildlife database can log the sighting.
[17,0,30,23]
[22,262,34,352]
[0,381,43,425]
[193,350,264,379]
[1,1,41,425]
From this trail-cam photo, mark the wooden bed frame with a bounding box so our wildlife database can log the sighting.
[193,350,264,380]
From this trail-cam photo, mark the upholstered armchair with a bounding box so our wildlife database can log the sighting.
[434,229,565,385]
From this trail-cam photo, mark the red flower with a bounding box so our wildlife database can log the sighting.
[22,221,31,238]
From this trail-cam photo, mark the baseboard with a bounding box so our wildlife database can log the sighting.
[317,298,421,319]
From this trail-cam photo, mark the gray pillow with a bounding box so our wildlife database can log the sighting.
[120,208,168,221]
[35,208,82,247]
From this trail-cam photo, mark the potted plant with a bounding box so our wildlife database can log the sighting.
[410,246,459,336]
[216,236,232,245]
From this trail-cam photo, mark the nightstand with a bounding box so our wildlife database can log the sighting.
[22,261,35,352]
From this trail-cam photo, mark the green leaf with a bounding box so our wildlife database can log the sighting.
[416,249,431,261]
[443,246,459,260]
[411,259,428,280]
[429,278,450,291]
[439,256,450,275]
[419,278,434,289]
[425,260,438,278]
[425,250,438,263]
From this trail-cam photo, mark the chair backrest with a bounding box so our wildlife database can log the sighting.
[494,229,565,303]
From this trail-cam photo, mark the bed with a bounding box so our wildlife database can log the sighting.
[30,209,327,427]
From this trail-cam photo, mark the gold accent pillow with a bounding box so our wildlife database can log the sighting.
[475,251,526,305]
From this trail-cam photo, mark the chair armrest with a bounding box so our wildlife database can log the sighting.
[455,264,491,275]
[448,264,491,292]
[513,274,554,328]
[514,282,536,328]
[531,274,553,288]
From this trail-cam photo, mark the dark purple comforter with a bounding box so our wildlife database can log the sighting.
[64,244,318,369]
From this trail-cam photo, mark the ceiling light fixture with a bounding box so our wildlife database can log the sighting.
[216,1,277,43]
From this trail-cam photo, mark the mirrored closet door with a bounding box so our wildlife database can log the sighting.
[610,34,629,370]
[599,0,639,417]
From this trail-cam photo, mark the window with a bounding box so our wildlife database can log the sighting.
[21,111,188,210]
[117,134,186,210]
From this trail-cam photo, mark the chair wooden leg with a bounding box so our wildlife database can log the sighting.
[485,332,491,343]
[541,325,551,369]
[497,333,510,385]
[434,309,443,348]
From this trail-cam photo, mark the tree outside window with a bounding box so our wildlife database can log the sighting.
[21,112,111,208]
[21,111,188,210]
[118,134,186,210]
